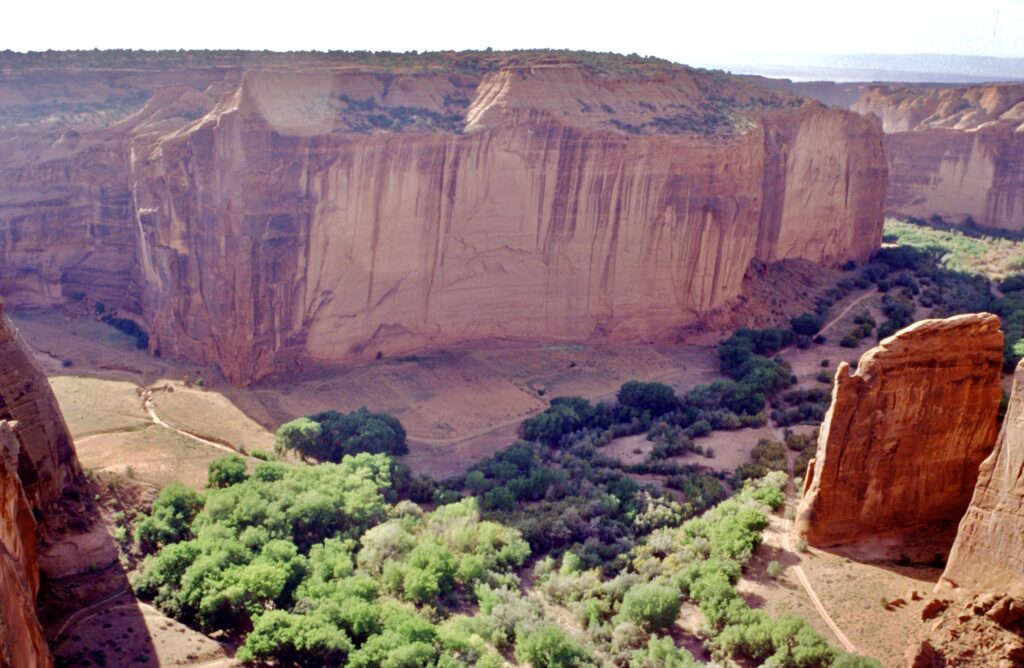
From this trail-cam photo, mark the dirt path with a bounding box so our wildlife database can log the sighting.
[781,529,858,653]
[819,291,875,337]
[769,422,857,654]
[145,400,236,454]
[53,588,131,641]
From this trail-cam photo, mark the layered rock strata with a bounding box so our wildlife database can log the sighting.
[0,51,887,384]
[852,83,1024,231]
[795,314,1003,549]
[942,360,1024,595]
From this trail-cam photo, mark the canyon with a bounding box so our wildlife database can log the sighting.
[852,83,1024,231]
[795,313,1004,554]
[0,51,887,385]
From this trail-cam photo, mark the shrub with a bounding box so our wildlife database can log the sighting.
[275,409,407,462]
[790,313,823,337]
[514,624,591,668]
[134,483,203,552]
[207,455,248,488]
[766,560,783,579]
[618,584,681,632]
[617,381,678,416]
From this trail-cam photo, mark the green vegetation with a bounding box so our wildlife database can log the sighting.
[135,455,531,667]
[275,408,408,461]
[883,217,1024,278]
[617,584,682,632]
[876,218,1024,370]
[207,455,247,488]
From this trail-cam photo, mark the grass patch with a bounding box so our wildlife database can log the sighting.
[883,217,1024,279]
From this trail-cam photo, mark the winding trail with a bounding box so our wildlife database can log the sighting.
[53,588,131,641]
[144,400,236,453]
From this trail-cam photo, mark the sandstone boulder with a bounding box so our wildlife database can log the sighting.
[795,314,1003,552]
[905,640,944,668]
[921,599,950,622]
[942,359,1024,596]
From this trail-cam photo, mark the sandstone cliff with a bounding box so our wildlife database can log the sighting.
[852,83,1024,231]
[0,422,51,668]
[942,359,1024,595]
[0,307,77,668]
[0,304,81,508]
[0,51,887,384]
[795,314,1003,551]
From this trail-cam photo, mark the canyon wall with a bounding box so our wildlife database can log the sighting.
[942,359,1024,595]
[795,314,1003,550]
[0,422,51,668]
[851,84,1024,231]
[0,52,887,384]
[0,304,81,508]
[0,307,79,668]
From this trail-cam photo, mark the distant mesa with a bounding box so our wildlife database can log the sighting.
[853,83,1024,232]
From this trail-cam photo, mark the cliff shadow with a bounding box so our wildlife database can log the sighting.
[36,474,231,667]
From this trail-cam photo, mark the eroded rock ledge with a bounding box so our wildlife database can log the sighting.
[795,313,1003,554]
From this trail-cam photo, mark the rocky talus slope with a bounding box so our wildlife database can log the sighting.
[795,313,1003,552]
[0,51,887,384]
[942,359,1024,596]
[0,305,82,668]
[852,83,1024,231]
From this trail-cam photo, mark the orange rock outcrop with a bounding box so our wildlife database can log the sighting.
[942,360,1024,596]
[0,51,887,385]
[0,422,51,668]
[0,307,78,667]
[852,84,1024,231]
[795,314,1003,551]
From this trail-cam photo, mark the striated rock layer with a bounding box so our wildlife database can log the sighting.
[942,359,1024,596]
[795,314,1003,550]
[852,83,1024,230]
[0,51,887,384]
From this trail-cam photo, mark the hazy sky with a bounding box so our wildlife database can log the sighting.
[5,0,1024,61]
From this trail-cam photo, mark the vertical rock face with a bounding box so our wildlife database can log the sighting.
[0,422,52,668]
[0,304,81,508]
[0,52,887,385]
[942,360,1024,596]
[0,308,74,668]
[795,314,1003,550]
[128,64,885,384]
[852,84,1024,231]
